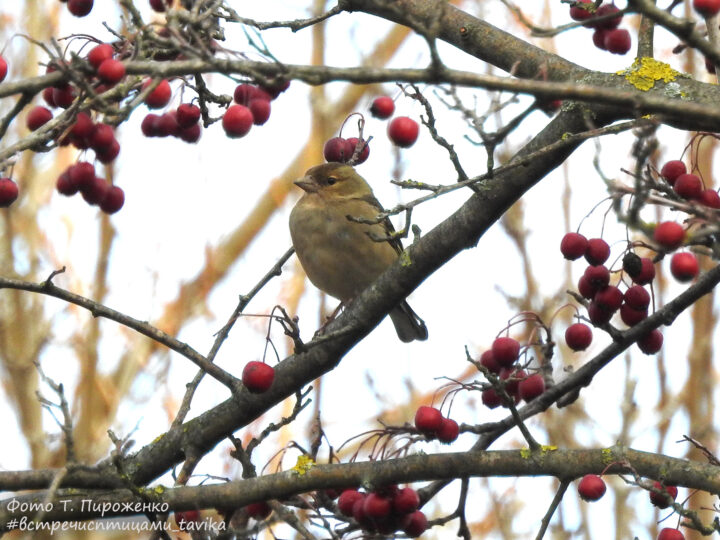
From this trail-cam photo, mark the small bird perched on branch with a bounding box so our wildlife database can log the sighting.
[289,162,428,342]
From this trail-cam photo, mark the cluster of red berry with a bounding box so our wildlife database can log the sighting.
[578,474,682,539]
[413,405,459,443]
[371,96,421,149]
[337,486,427,537]
[569,1,631,55]
[142,102,202,142]
[479,337,546,408]
[560,225,683,355]
[222,81,289,139]
[57,161,124,214]
[321,95,420,165]
[323,135,371,165]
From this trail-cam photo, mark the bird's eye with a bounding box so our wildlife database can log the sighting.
[326,177,338,185]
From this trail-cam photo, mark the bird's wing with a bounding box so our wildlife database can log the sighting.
[351,193,404,255]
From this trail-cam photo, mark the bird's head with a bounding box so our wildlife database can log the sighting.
[294,162,373,199]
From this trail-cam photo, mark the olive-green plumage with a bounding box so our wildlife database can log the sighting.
[289,163,428,342]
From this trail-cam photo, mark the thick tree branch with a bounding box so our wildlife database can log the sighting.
[1,447,717,527]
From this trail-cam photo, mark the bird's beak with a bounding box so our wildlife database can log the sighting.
[294,177,318,193]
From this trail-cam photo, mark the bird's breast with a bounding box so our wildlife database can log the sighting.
[289,196,398,301]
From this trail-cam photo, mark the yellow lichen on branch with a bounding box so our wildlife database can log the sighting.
[616,57,685,92]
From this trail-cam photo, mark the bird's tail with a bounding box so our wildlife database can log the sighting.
[389,301,428,343]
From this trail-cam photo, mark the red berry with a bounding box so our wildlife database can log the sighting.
[26,106,52,131]
[670,252,699,282]
[584,238,610,265]
[544,99,562,113]
[89,123,115,150]
[500,367,526,398]
[246,501,272,520]
[43,87,56,107]
[588,302,613,326]
[660,160,686,184]
[56,171,79,196]
[637,329,663,355]
[569,0,594,21]
[233,84,270,105]
[624,285,650,310]
[592,29,608,50]
[0,55,6,82]
[97,59,125,84]
[583,264,610,290]
[388,116,419,148]
[480,350,501,374]
[620,303,648,326]
[143,79,172,109]
[248,98,271,125]
[352,497,372,529]
[222,105,253,138]
[392,487,419,514]
[176,103,201,128]
[653,221,685,251]
[565,323,593,351]
[175,510,200,530]
[594,285,623,312]
[0,178,19,207]
[100,185,125,214]
[590,4,623,30]
[649,482,678,509]
[242,361,274,393]
[370,96,395,119]
[481,388,502,409]
[156,112,179,137]
[414,406,442,434]
[69,161,96,190]
[518,373,545,401]
[673,173,703,200]
[68,0,93,17]
[141,114,161,137]
[578,474,606,501]
[699,188,720,208]
[178,123,201,143]
[95,138,120,163]
[560,232,588,260]
[87,43,114,69]
[346,137,370,164]
[338,490,364,516]
[150,0,172,12]
[261,80,290,99]
[657,528,685,540]
[632,257,656,285]
[363,493,391,519]
[693,0,720,17]
[402,510,428,538]
[52,85,76,108]
[70,112,94,139]
[260,80,290,99]
[81,176,110,205]
[604,28,631,55]
[323,137,354,163]
[577,275,596,299]
[491,337,520,367]
[437,417,459,443]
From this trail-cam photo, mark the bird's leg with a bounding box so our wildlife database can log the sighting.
[313,300,346,337]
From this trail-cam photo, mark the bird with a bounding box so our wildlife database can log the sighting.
[289,162,428,342]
